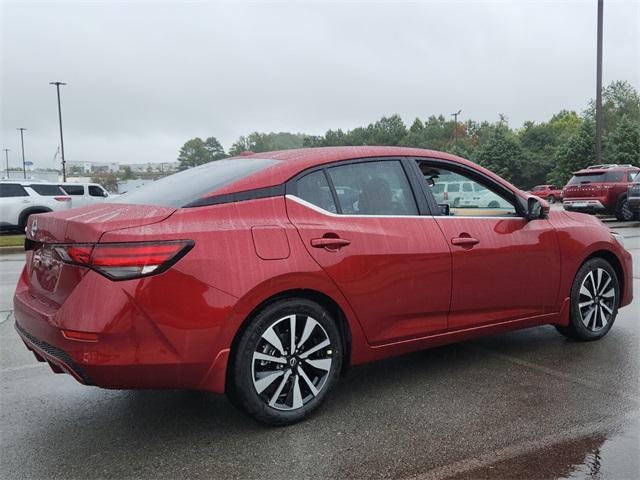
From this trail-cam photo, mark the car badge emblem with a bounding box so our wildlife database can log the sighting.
[30,219,37,237]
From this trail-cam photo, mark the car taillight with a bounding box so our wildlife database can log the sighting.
[54,240,194,280]
[443,192,448,200]
[54,196,71,202]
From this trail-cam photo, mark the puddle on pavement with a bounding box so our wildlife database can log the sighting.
[451,417,639,479]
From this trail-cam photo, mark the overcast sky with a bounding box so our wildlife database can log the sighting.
[1,0,639,169]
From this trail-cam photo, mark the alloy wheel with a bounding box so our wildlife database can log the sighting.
[251,314,333,411]
[578,268,616,332]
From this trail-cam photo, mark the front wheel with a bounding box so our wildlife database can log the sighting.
[230,298,343,425]
[547,195,555,204]
[556,258,619,341]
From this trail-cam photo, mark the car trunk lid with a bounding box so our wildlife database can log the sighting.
[25,203,176,306]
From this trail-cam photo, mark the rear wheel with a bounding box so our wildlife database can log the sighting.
[556,258,619,341]
[546,195,555,204]
[615,197,634,221]
[230,298,342,425]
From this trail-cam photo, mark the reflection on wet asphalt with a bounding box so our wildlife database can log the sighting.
[449,417,639,479]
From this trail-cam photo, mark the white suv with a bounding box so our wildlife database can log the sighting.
[59,182,112,207]
[0,181,72,232]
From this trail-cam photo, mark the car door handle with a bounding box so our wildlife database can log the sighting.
[310,237,351,250]
[451,236,480,247]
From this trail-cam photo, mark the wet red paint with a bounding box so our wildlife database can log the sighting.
[13,147,633,393]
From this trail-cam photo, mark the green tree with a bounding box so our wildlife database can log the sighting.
[548,118,596,185]
[177,136,226,169]
[229,132,307,155]
[606,115,640,165]
[472,126,524,184]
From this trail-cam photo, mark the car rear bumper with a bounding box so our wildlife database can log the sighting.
[563,199,608,213]
[12,267,233,393]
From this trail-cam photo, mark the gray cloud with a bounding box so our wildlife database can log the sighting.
[1,0,638,169]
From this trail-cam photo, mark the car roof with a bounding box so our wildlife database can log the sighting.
[0,179,61,186]
[574,166,639,174]
[209,146,518,197]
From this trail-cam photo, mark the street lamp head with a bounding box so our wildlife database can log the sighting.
[17,127,27,131]
[50,82,67,86]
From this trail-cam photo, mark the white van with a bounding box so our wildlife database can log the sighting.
[59,183,111,208]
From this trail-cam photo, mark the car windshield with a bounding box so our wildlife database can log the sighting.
[113,158,279,207]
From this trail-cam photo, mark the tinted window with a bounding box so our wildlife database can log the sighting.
[296,171,337,213]
[30,184,65,196]
[419,163,517,217]
[89,185,106,197]
[605,171,624,182]
[568,173,605,184]
[114,158,278,207]
[327,161,418,215]
[0,183,28,197]
[61,185,84,195]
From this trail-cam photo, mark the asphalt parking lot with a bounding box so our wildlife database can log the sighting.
[1,221,638,479]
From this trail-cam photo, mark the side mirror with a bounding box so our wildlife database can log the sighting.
[527,196,548,220]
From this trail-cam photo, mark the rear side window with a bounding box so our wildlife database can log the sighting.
[114,158,279,207]
[605,171,624,182]
[89,185,106,197]
[448,183,460,192]
[29,184,65,196]
[61,185,84,195]
[327,161,418,215]
[296,171,337,213]
[0,183,29,197]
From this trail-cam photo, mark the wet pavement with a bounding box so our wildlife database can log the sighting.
[0,225,638,479]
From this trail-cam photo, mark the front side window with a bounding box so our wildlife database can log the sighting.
[89,185,106,197]
[327,161,418,215]
[296,171,337,213]
[420,163,517,217]
[0,183,28,197]
[29,184,65,196]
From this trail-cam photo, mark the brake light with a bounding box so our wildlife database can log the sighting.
[54,240,194,280]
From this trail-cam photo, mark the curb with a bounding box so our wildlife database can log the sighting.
[0,247,25,255]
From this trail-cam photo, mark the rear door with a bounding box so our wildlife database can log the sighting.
[286,158,451,345]
[417,160,561,329]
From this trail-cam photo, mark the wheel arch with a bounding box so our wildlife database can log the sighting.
[19,207,52,229]
[582,249,625,307]
[225,288,353,392]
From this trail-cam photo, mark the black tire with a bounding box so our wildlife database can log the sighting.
[229,298,343,425]
[615,197,634,221]
[556,258,619,341]
[547,195,555,204]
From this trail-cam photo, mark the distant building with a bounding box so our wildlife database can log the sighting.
[66,160,119,174]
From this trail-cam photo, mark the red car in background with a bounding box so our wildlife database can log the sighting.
[528,184,563,204]
[563,164,640,221]
[14,147,633,425]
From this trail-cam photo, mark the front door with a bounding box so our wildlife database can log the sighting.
[418,161,561,330]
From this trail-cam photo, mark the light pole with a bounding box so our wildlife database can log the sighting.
[451,110,462,145]
[3,148,9,178]
[595,0,604,163]
[17,128,27,179]
[50,82,68,181]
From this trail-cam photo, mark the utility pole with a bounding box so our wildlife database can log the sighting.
[595,0,604,163]
[3,148,9,178]
[451,110,462,145]
[17,128,27,179]
[50,82,68,181]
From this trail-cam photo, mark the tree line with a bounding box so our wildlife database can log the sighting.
[176,80,640,188]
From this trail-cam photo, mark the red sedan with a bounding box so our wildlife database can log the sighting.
[14,147,633,425]
[529,184,563,203]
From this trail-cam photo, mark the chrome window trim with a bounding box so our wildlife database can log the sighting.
[286,195,525,220]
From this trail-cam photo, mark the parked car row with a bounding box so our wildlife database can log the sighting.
[0,180,111,232]
[526,164,640,221]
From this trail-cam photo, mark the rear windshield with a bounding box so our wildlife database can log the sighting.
[29,184,65,196]
[113,158,279,207]
[568,170,636,185]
